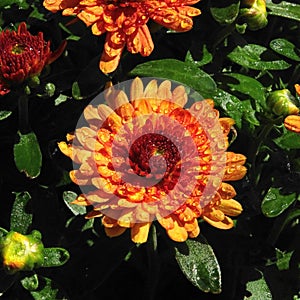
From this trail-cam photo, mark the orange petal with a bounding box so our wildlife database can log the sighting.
[166,217,188,242]
[99,42,125,73]
[105,226,127,237]
[218,182,237,200]
[219,118,235,136]
[203,215,234,229]
[224,165,247,181]
[127,25,154,56]
[284,115,300,133]
[131,222,151,243]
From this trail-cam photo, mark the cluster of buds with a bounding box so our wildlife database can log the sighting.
[0,231,44,274]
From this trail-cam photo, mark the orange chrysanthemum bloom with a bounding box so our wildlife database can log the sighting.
[0,22,66,95]
[43,0,201,73]
[59,78,247,243]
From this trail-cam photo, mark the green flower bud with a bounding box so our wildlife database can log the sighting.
[28,75,40,88]
[267,89,300,117]
[0,231,44,274]
[239,0,268,31]
[45,83,56,97]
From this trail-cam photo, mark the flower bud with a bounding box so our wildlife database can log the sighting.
[239,0,268,31]
[0,231,44,274]
[266,89,299,117]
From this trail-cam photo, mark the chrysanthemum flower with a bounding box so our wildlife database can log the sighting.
[43,0,201,73]
[59,78,247,243]
[0,22,66,95]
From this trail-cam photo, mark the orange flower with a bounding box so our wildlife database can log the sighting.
[59,78,247,243]
[0,22,66,95]
[43,0,201,73]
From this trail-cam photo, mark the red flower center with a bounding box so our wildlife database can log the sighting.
[129,133,181,191]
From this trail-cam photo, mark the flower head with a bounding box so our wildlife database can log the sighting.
[43,0,201,73]
[0,231,44,274]
[59,78,247,243]
[0,22,66,95]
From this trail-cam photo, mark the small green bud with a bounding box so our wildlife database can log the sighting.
[45,83,56,97]
[0,231,44,274]
[267,89,300,117]
[239,0,268,31]
[28,75,40,88]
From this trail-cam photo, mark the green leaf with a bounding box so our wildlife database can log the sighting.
[42,248,70,267]
[14,131,42,179]
[185,46,213,67]
[21,274,39,291]
[275,249,294,271]
[72,81,84,100]
[54,94,68,106]
[28,4,46,21]
[222,73,266,111]
[270,39,300,62]
[59,22,81,41]
[266,0,300,22]
[63,191,86,215]
[210,0,240,25]
[245,272,272,299]
[0,227,8,238]
[274,130,300,150]
[212,88,259,128]
[261,187,296,217]
[0,111,12,121]
[130,59,217,98]
[10,192,32,234]
[240,100,260,127]
[175,236,221,294]
[0,0,29,9]
[30,276,61,300]
[228,44,291,70]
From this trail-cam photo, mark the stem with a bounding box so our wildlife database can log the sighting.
[18,94,30,134]
[144,224,160,300]
[249,122,274,183]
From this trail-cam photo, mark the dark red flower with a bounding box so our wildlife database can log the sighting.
[0,22,66,95]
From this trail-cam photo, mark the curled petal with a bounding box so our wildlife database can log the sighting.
[284,115,300,134]
[203,215,234,229]
[218,182,237,200]
[224,165,247,181]
[217,199,243,216]
[127,25,154,56]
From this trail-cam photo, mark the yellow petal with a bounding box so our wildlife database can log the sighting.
[217,199,243,216]
[131,222,151,243]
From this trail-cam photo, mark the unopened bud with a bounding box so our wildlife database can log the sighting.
[239,0,268,30]
[0,231,44,274]
[267,89,299,117]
